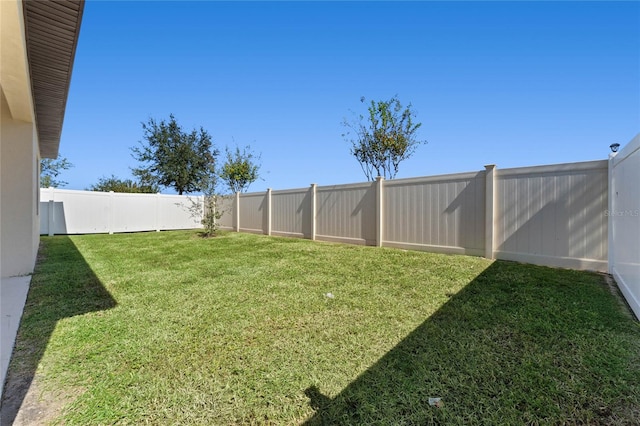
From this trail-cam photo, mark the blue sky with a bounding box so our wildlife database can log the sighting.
[59,1,640,193]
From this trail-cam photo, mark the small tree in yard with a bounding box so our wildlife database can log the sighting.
[199,168,225,237]
[181,158,226,237]
[219,145,261,193]
[342,96,425,181]
[131,114,218,195]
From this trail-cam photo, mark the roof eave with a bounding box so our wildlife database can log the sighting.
[23,0,84,159]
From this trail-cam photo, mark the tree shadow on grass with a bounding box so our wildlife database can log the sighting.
[0,237,116,425]
[304,261,639,425]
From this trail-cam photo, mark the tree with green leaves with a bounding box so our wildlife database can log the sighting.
[199,169,225,237]
[40,155,73,188]
[219,145,261,193]
[131,114,218,195]
[342,96,425,181]
[88,175,159,193]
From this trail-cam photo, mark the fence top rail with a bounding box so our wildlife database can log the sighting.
[160,194,203,200]
[240,192,266,199]
[40,188,112,195]
[497,159,607,178]
[104,192,160,198]
[612,133,640,168]
[271,187,310,196]
[384,171,485,186]
[40,188,112,200]
[40,188,206,199]
[317,181,374,192]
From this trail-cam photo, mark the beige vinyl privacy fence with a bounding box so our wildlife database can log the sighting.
[218,159,609,272]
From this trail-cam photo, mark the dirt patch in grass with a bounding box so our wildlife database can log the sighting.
[1,370,80,426]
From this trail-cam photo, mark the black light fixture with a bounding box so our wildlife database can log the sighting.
[610,143,620,153]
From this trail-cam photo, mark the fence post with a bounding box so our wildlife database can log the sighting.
[376,176,384,247]
[47,187,54,236]
[108,191,114,235]
[266,188,272,236]
[484,165,496,259]
[310,183,317,240]
[48,200,54,236]
[235,191,240,232]
[155,193,161,232]
[607,153,617,274]
[202,195,206,230]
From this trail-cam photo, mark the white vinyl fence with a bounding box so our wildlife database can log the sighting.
[40,188,203,235]
[609,134,640,319]
[219,160,610,272]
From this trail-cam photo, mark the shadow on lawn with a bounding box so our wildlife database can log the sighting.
[0,236,116,425]
[303,260,632,425]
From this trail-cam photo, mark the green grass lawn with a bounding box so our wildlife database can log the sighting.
[6,231,640,425]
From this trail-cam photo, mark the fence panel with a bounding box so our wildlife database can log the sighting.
[239,192,267,233]
[383,172,486,255]
[271,188,310,238]
[494,160,608,271]
[110,192,159,233]
[610,134,640,319]
[157,194,201,230]
[40,189,110,234]
[40,189,203,235]
[39,199,49,234]
[316,182,376,245]
[216,195,235,230]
